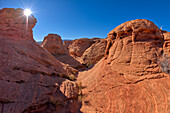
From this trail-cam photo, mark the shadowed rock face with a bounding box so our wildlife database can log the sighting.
[0,8,80,113]
[78,19,170,113]
[41,34,85,69]
[64,40,73,50]
[67,38,107,67]
[69,38,95,57]
[163,32,170,54]
[80,39,107,66]
[162,32,170,73]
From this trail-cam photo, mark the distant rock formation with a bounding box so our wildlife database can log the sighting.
[0,8,80,113]
[67,38,107,67]
[79,39,107,66]
[41,34,84,69]
[63,40,73,50]
[41,34,69,55]
[78,19,170,112]
[69,38,95,57]
[37,41,42,45]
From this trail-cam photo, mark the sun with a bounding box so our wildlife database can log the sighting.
[24,9,32,16]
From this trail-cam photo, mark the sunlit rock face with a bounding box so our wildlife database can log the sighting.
[0,8,37,40]
[0,8,80,113]
[106,19,165,80]
[78,19,170,113]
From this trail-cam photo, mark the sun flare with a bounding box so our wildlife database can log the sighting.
[24,9,32,16]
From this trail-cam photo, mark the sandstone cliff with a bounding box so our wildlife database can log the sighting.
[0,8,80,113]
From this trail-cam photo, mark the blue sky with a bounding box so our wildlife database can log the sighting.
[0,0,170,41]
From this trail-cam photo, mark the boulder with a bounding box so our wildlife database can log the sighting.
[78,19,170,112]
[41,34,84,69]
[0,8,80,113]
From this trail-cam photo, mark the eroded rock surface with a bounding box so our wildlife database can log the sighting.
[78,19,170,113]
[0,8,80,113]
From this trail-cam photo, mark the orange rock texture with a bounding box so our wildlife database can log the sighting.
[0,8,81,113]
[78,19,170,113]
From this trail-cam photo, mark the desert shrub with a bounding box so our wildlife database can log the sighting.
[59,73,76,81]
[157,53,170,74]
[49,96,63,107]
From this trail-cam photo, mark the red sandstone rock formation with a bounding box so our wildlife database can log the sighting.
[0,8,80,113]
[68,38,107,67]
[69,38,95,57]
[78,19,170,112]
[41,34,84,69]
[63,40,73,50]
[79,39,107,66]
[41,34,69,55]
